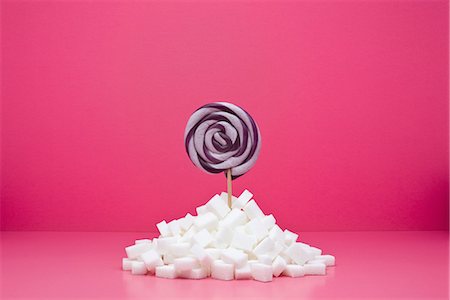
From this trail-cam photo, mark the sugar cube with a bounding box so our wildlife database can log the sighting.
[282,264,305,277]
[283,229,299,246]
[156,220,171,237]
[257,255,272,265]
[231,230,257,252]
[174,257,200,272]
[131,261,148,275]
[243,200,264,219]
[251,263,273,282]
[261,214,276,230]
[268,225,284,243]
[206,194,231,219]
[167,219,181,236]
[179,226,197,244]
[156,237,178,255]
[125,243,153,259]
[220,209,248,229]
[245,218,269,242]
[194,212,219,231]
[155,264,177,279]
[272,256,287,277]
[167,242,191,257]
[182,267,208,279]
[215,226,234,248]
[211,260,234,281]
[190,244,214,267]
[122,258,133,271]
[235,264,252,279]
[233,189,253,209]
[310,246,322,257]
[253,237,275,256]
[304,263,326,275]
[196,205,208,215]
[140,249,163,271]
[192,229,213,248]
[221,248,248,268]
[179,213,194,231]
[315,254,335,266]
[163,253,175,264]
[204,248,222,260]
[284,242,315,265]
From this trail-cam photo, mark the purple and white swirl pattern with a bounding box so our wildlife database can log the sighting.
[184,102,261,179]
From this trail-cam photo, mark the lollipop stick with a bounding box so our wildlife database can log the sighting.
[227,169,232,208]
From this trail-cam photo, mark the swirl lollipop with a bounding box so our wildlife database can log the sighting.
[184,102,261,207]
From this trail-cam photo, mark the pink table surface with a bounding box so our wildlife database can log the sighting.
[1,231,448,300]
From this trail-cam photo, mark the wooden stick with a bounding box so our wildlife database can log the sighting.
[227,169,232,208]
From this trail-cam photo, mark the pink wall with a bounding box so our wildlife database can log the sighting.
[1,0,448,232]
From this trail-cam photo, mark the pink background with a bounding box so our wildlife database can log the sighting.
[1,0,448,232]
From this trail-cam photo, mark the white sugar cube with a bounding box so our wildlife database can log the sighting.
[315,255,335,266]
[156,237,178,255]
[284,243,315,265]
[245,218,269,242]
[163,253,175,264]
[215,226,234,248]
[182,267,208,279]
[268,225,284,243]
[135,239,152,244]
[279,252,293,264]
[253,237,275,256]
[190,244,214,267]
[196,205,208,215]
[204,248,222,260]
[233,189,253,209]
[211,260,234,281]
[251,263,273,282]
[257,255,272,265]
[307,258,326,265]
[179,213,194,231]
[310,246,322,257]
[156,220,171,237]
[194,212,219,231]
[125,243,153,259]
[261,214,276,230]
[131,261,148,275]
[231,230,257,252]
[179,226,197,244]
[206,194,231,219]
[220,209,248,229]
[304,263,326,275]
[140,249,163,271]
[266,242,285,260]
[168,219,181,236]
[122,258,133,271]
[221,248,248,268]
[272,256,287,277]
[167,242,191,257]
[282,264,305,277]
[243,200,264,219]
[174,257,200,272]
[235,264,252,279]
[283,229,299,246]
[155,264,177,279]
[192,229,213,248]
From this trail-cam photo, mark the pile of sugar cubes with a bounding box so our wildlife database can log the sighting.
[122,190,335,282]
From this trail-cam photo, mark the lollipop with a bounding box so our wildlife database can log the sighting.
[184,102,261,207]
